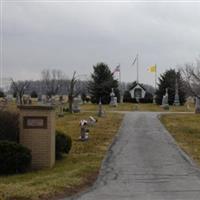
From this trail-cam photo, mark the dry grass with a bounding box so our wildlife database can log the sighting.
[160,114,200,166]
[0,112,123,200]
[81,103,195,112]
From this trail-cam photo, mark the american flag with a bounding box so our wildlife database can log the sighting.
[112,65,120,74]
[132,54,138,66]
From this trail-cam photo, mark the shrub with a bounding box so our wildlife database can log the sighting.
[63,107,70,112]
[56,131,72,160]
[0,111,19,142]
[0,90,5,97]
[30,90,38,98]
[0,141,31,174]
[123,91,132,103]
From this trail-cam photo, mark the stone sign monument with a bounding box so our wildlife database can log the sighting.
[18,105,55,169]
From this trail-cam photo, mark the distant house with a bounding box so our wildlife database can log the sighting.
[129,82,146,100]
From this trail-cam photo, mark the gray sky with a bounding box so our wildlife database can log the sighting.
[2,0,200,85]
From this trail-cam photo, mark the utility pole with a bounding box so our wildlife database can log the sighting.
[136,54,139,83]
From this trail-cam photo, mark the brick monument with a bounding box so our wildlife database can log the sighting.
[18,105,55,169]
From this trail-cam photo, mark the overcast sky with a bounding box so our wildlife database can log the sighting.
[2,0,200,85]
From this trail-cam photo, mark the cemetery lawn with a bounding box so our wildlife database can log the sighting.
[160,114,200,166]
[81,103,194,112]
[0,112,123,200]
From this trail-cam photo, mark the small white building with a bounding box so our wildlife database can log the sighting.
[129,83,146,99]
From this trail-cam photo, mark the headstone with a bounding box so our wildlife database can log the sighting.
[98,98,104,117]
[16,94,21,105]
[173,79,180,106]
[72,97,81,113]
[120,94,123,103]
[23,95,32,105]
[41,95,47,104]
[110,88,118,107]
[58,96,64,117]
[5,94,13,102]
[161,88,169,110]
[87,116,97,126]
[195,97,200,114]
[153,95,156,104]
[77,95,83,105]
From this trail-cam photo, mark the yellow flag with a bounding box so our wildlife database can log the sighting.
[148,65,156,73]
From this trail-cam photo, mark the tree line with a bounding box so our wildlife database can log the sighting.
[0,59,200,108]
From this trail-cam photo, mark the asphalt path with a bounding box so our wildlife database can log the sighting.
[64,112,200,200]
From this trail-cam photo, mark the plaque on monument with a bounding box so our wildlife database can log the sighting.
[23,116,47,129]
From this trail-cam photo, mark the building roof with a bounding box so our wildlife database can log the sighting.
[129,82,146,91]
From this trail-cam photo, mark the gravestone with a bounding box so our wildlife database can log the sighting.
[161,88,169,110]
[6,94,13,102]
[72,97,81,113]
[58,96,64,117]
[18,105,55,169]
[153,95,156,104]
[195,97,200,114]
[110,88,118,107]
[97,98,104,117]
[173,79,180,106]
[41,95,48,104]
[87,116,97,126]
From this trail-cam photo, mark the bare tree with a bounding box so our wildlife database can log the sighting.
[181,62,200,98]
[41,69,65,97]
[181,58,200,113]
[11,79,30,105]
[68,71,81,113]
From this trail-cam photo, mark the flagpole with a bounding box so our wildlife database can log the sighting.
[155,64,157,90]
[119,64,123,103]
[137,54,139,83]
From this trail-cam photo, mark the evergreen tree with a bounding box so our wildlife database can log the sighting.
[155,69,186,105]
[89,63,119,104]
[123,91,132,102]
[0,90,5,98]
[30,90,38,98]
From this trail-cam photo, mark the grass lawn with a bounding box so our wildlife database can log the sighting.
[81,102,195,112]
[160,114,200,166]
[0,112,123,200]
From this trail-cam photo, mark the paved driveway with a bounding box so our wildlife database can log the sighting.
[64,112,200,200]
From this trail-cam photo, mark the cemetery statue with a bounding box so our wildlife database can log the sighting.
[110,88,118,107]
[195,97,200,114]
[173,78,180,106]
[161,88,169,110]
[97,97,105,117]
[79,120,89,141]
